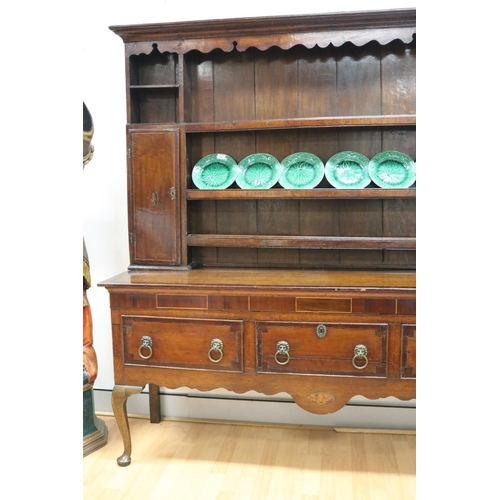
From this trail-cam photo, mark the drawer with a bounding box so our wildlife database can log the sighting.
[401,324,416,378]
[257,321,387,377]
[122,316,243,372]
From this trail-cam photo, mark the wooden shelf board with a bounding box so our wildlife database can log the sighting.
[187,234,416,250]
[186,188,416,200]
[184,115,416,133]
[130,85,180,89]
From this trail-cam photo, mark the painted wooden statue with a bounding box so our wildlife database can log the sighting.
[83,102,98,386]
[83,102,108,456]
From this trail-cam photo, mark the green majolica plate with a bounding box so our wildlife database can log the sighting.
[236,153,282,189]
[192,153,240,189]
[325,151,371,189]
[279,152,324,189]
[368,151,416,189]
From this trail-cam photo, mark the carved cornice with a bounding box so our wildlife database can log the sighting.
[110,9,416,55]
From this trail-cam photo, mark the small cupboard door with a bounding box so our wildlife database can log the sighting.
[128,128,180,266]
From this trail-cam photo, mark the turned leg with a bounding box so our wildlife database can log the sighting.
[111,385,144,466]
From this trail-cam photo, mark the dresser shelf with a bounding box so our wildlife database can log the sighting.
[186,188,416,200]
[101,9,417,466]
[186,234,416,250]
[184,114,416,132]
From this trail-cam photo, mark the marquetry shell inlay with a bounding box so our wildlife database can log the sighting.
[307,391,336,405]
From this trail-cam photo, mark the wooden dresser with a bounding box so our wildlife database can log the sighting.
[100,8,416,466]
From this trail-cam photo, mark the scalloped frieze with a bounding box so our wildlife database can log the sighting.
[124,26,415,57]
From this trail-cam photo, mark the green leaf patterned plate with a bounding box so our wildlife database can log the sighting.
[192,153,240,189]
[236,153,283,189]
[279,152,325,189]
[325,151,371,189]
[368,151,416,189]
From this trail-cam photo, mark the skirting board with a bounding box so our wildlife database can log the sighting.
[93,389,415,430]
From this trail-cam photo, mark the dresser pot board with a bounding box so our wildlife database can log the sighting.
[99,8,416,466]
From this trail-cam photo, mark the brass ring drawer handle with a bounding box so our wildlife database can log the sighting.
[138,336,153,360]
[274,341,290,365]
[208,338,224,363]
[352,344,369,370]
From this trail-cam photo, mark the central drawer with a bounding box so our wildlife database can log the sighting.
[122,316,244,372]
[257,321,388,377]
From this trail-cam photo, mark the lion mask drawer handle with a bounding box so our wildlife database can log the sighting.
[352,344,369,370]
[208,338,224,363]
[274,340,290,365]
[138,336,153,360]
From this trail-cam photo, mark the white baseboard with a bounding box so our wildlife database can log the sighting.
[93,388,415,430]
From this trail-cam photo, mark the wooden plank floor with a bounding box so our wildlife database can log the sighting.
[83,415,416,500]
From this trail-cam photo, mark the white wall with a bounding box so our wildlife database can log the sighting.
[82,0,418,423]
[8,2,500,496]
[6,2,499,497]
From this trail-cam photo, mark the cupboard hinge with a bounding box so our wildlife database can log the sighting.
[128,148,131,159]
[129,232,134,244]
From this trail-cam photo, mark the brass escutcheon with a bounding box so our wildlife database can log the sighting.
[151,190,158,206]
[316,324,327,338]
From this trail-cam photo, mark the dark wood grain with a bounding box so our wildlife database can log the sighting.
[123,316,244,371]
[257,322,387,376]
[148,383,161,424]
[401,324,416,378]
[110,9,416,49]
[187,234,416,250]
[128,129,180,266]
[103,10,417,465]
[185,115,416,132]
[100,268,416,289]
[186,188,416,200]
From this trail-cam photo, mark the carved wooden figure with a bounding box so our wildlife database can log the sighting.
[83,102,108,456]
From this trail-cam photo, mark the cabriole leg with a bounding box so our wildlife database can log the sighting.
[111,385,144,466]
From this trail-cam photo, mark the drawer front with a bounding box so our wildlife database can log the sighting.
[122,316,243,372]
[401,324,416,378]
[257,322,387,377]
[110,292,414,317]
